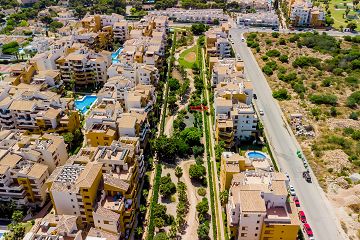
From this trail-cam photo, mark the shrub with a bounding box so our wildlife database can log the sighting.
[309,94,338,105]
[273,89,290,100]
[330,106,338,117]
[293,56,321,69]
[289,34,300,43]
[346,91,360,108]
[310,107,321,116]
[272,32,280,38]
[189,164,206,181]
[265,39,272,45]
[349,111,358,120]
[160,174,176,198]
[310,82,317,90]
[256,46,260,52]
[279,38,286,45]
[278,72,297,82]
[292,82,306,93]
[266,49,281,57]
[279,55,289,63]
[262,65,273,75]
[261,55,269,61]
[321,77,333,87]
[197,187,207,196]
[345,76,359,86]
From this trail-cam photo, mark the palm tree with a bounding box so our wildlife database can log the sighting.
[175,166,183,181]
[345,6,350,17]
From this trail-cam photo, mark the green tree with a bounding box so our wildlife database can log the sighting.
[214,141,225,161]
[196,197,209,215]
[1,41,19,55]
[167,94,177,110]
[347,22,357,31]
[49,21,64,31]
[191,23,208,35]
[272,89,290,100]
[220,190,229,205]
[168,78,180,91]
[160,174,176,198]
[197,221,210,239]
[154,217,165,228]
[189,164,206,180]
[62,132,74,149]
[154,232,169,240]
[175,166,183,180]
[180,127,201,146]
[152,135,177,161]
[11,211,23,223]
[213,19,220,25]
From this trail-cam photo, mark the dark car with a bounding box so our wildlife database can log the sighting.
[253,94,257,99]
[303,171,312,183]
[293,197,300,207]
[298,211,307,223]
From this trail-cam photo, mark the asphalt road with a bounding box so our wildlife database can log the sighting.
[229,28,347,240]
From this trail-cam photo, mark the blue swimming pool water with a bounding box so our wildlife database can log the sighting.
[75,95,97,114]
[247,151,266,159]
[111,48,123,64]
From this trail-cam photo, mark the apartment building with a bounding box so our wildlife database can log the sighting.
[46,138,144,238]
[237,12,279,27]
[55,45,111,86]
[46,162,103,225]
[214,81,257,147]
[0,152,49,207]
[24,213,83,240]
[113,21,129,43]
[211,58,244,86]
[86,123,118,147]
[3,63,36,86]
[289,0,325,27]
[151,8,228,23]
[227,172,300,240]
[231,0,271,10]
[205,24,232,59]
[0,84,80,132]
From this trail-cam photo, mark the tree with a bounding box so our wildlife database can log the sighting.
[191,23,208,35]
[347,22,357,31]
[175,166,183,180]
[272,89,290,100]
[167,93,177,110]
[180,127,201,146]
[196,197,209,215]
[154,218,165,228]
[279,55,289,63]
[62,132,74,149]
[345,6,350,16]
[1,41,19,55]
[152,135,177,161]
[197,221,210,240]
[160,174,176,198]
[325,16,334,26]
[49,21,64,31]
[189,164,206,180]
[220,190,229,205]
[12,211,23,223]
[213,19,220,25]
[193,145,204,157]
[215,141,225,161]
[168,222,177,238]
[168,78,180,91]
[154,232,169,240]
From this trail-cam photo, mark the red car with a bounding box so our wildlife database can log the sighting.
[293,197,300,207]
[298,211,307,223]
[303,223,313,237]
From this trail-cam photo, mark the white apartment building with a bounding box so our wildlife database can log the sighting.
[290,1,311,26]
[227,172,299,240]
[211,58,245,86]
[237,12,279,27]
[0,153,49,207]
[113,21,129,42]
[151,8,228,23]
[56,47,111,86]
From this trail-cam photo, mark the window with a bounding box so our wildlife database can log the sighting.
[72,205,75,208]
[256,227,259,230]
[104,220,109,224]
[255,234,258,237]
[257,220,260,223]
[240,233,247,237]
[232,211,235,216]
[243,214,248,217]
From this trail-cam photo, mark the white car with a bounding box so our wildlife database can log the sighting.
[259,109,264,115]
[289,185,296,196]
[285,172,290,181]
[241,37,245,42]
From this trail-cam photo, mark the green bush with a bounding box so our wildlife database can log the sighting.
[273,89,290,100]
[293,56,321,69]
[266,49,281,57]
[349,111,358,120]
[279,55,289,63]
[321,77,333,87]
[345,76,359,87]
[265,39,272,45]
[278,72,297,82]
[310,107,321,116]
[261,55,269,61]
[272,32,280,38]
[198,187,207,196]
[309,94,338,105]
[289,34,300,43]
[346,91,360,108]
[278,38,286,45]
[262,65,273,76]
[292,82,306,93]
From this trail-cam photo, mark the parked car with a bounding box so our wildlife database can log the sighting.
[289,185,296,196]
[253,93,257,99]
[293,197,300,207]
[285,172,290,181]
[241,37,245,42]
[298,210,307,223]
[303,223,313,237]
[303,171,312,183]
[259,109,264,115]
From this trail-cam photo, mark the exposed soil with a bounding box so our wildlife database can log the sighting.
[184,52,196,63]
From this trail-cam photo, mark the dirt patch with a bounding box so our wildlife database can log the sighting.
[322,150,351,173]
[327,183,360,240]
[172,68,183,82]
[184,52,196,63]
[327,119,360,130]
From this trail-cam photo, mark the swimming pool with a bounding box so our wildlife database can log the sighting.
[247,151,267,159]
[111,48,123,64]
[75,95,98,114]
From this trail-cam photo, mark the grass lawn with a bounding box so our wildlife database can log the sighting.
[178,45,198,69]
[322,0,360,30]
